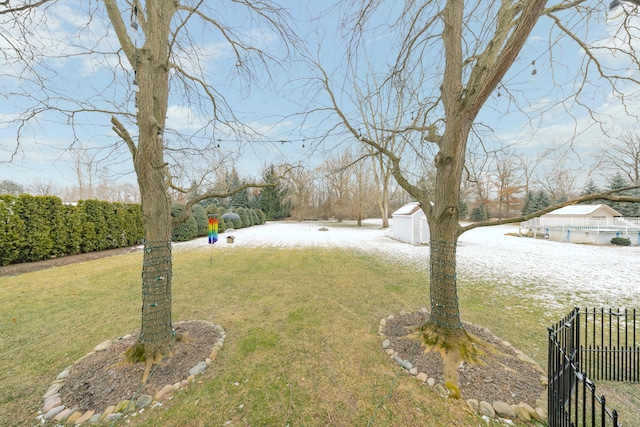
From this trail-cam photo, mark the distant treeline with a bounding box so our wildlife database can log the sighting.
[0,195,268,266]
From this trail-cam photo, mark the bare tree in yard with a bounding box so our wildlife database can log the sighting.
[536,144,582,202]
[602,131,640,184]
[353,70,412,228]
[2,0,295,380]
[492,149,524,218]
[320,149,355,221]
[313,0,640,388]
[284,163,316,221]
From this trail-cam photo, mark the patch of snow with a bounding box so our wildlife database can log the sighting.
[175,219,640,308]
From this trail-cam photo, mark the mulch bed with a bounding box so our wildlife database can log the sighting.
[383,311,547,406]
[59,321,219,412]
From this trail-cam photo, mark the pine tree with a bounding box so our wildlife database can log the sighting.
[227,168,250,208]
[606,172,639,216]
[534,190,552,212]
[258,165,290,220]
[521,191,535,215]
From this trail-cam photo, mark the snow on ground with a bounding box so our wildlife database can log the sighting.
[175,219,640,309]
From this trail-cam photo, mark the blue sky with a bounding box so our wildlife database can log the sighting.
[1,1,639,192]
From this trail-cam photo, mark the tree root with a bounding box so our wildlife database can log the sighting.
[402,321,502,397]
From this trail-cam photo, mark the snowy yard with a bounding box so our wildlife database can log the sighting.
[176,219,640,309]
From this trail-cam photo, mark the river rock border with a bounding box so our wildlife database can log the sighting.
[36,320,226,425]
[379,309,549,424]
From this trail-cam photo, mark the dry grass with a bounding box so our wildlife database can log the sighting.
[1,238,631,426]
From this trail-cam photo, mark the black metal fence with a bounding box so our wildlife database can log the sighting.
[548,307,639,427]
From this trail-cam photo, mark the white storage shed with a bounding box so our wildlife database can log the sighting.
[392,202,429,245]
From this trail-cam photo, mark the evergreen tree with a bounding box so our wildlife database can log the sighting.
[580,179,601,205]
[469,205,489,221]
[257,165,290,220]
[534,190,552,212]
[227,168,250,208]
[191,204,209,236]
[457,199,468,220]
[171,203,198,241]
[521,191,535,216]
[606,172,639,216]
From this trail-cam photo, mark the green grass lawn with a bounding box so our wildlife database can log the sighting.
[0,239,630,426]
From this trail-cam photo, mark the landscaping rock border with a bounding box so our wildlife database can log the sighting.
[379,309,549,424]
[36,320,226,425]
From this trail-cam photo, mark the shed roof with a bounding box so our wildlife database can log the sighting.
[542,204,621,217]
[392,202,423,216]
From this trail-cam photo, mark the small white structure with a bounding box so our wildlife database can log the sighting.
[392,202,429,245]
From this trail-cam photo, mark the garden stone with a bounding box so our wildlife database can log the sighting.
[433,383,448,397]
[478,401,495,417]
[114,399,132,413]
[189,361,207,376]
[427,377,436,387]
[66,411,83,423]
[89,413,102,424]
[54,408,73,422]
[42,395,62,413]
[381,339,390,349]
[493,401,516,419]
[416,372,428,382]
[93,340,112,352]
[56,367,72,380]
[44,382,63,399]
[135,394,153,409]
[43,405,65,420]
[154,384,175,402]
[74,410,95,425]
[466,399,479,414]
[518,402,535,418]
[105,413,123,422]
[514,404,531,421]
[100,406,115,420]
[535,406,548,421]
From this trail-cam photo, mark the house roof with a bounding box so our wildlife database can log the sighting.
[392,202,423,216]
[542,204,622,217]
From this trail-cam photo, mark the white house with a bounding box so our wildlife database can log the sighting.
[392,202,429,245]
[522,204,640,245]
[539,204,622,227]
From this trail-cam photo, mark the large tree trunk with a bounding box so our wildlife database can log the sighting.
[127,1,175,378]
[426,115,472,333]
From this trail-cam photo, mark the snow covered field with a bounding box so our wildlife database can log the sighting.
[175,219,640,309]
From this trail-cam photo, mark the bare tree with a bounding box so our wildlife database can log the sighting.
[27,179,59,196]
[311,0,640,388]
[536,144,581,202]
[3,0,295,380]
[492,149,524,219]
[602,131,640,185]
[319,149,356,221]
[284,164,316,221]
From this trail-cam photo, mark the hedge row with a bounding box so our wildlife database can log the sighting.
[171,204,267,242]
[0,195,143,266]
[0,194,269,264]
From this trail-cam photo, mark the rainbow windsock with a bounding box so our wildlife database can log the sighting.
[208,215,219,244]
